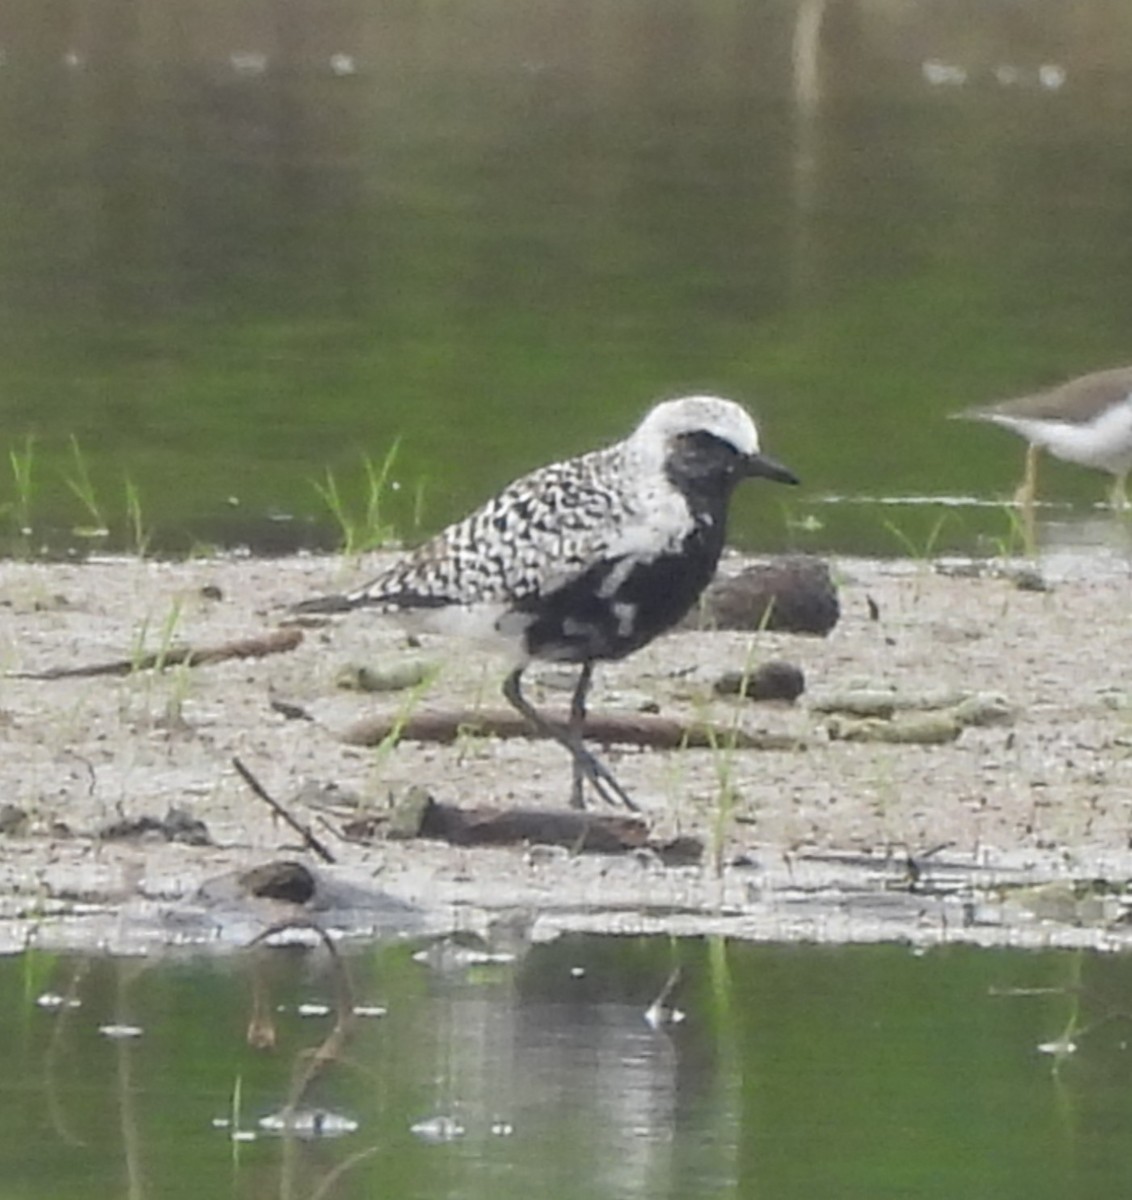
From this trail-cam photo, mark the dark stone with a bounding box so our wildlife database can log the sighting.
[0,804,28,835]
[238,860,317,904]
[695,555,839,636]
[161,807,213,846]
[1011,568,1050,593]
[655,835,705,866]
[193,863,423,934]
[714,659,806,702]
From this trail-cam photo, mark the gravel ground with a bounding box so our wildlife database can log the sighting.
[3,549,1132,955]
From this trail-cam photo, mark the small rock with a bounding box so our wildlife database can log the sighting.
[1011,568,1049,593]
[162,807,213,845]
[953,693,1015,727]
[386,785,435,839]
[655,835,704,866]
[714,660,805,703]
[336,659,436,692]
[239,861,317,904]
[0,804,28,835]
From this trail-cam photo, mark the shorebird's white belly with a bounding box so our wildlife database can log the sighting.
[386,601,527,656]
[996,395,1132,474]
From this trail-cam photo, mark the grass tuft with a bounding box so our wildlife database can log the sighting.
[123,477,150,558]
[313,440,403,558]
[62,435,108,539]
[8,435,35,538]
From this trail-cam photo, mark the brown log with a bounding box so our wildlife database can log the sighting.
[9,627,303,680]
[365,791,703,861]
[341,707,804,751]
[420,799,649,853]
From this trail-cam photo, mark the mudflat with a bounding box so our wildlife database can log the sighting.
[2,550,1131,955]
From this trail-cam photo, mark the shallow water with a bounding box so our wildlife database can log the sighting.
[6,936,1132,1198]
[1,0,1132,557]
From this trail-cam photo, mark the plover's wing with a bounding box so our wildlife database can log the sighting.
[347,451,639,610]
[289,448,641,618]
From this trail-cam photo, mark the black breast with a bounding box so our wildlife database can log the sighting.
[514,520,727,664]
[511,429,746,664]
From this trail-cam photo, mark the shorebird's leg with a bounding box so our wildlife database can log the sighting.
[1110,471,1129,511]
[1010,443,1039,551]
[1012,443,1040,513]
[567,662,594,809]
[503,667,638,812]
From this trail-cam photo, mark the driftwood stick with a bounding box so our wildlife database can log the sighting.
[232,756,337,864]
[357,792,702,862]
[341,707,803,751]
[9,627,303,680]
[419,798,649,853]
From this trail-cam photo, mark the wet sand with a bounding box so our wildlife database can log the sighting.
[2,550,1132,954]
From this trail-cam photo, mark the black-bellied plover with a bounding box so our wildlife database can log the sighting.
[954,366,1132,511]
[297,395,798,809]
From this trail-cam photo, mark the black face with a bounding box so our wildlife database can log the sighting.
[667,430,748,491]
[666,430,799,497]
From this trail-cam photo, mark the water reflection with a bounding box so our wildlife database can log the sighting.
[7,937,1132,1198]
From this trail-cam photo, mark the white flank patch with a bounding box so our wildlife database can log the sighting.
[612,601,638,637]
[597,555,640,599]
[430,602,523,647]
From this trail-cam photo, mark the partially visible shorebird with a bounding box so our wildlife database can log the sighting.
[953,366,1132,511]
[295,395,798,810]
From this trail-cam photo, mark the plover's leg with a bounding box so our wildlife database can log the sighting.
[567,662,595,809]
[503,667,638,811]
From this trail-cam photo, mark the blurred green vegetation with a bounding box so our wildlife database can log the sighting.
[1,0,1130,556]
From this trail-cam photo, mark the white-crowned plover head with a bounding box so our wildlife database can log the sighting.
[296,394,798,809]
[953,366,1132,512]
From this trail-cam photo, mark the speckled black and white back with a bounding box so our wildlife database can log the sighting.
[339,395,780,664]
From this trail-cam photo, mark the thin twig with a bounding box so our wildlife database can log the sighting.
[9,627,303,680]
[232,757,336,864]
